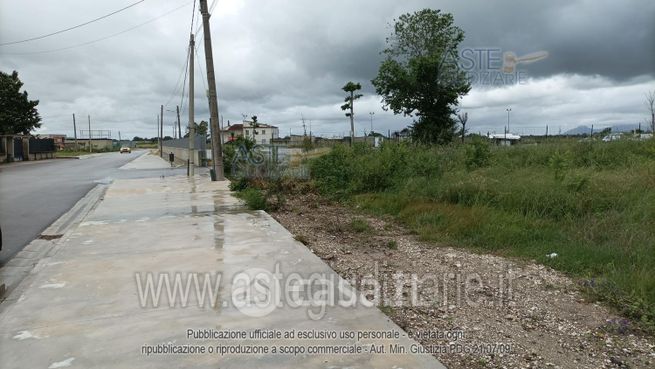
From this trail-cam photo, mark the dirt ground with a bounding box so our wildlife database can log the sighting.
[271,191,655,369]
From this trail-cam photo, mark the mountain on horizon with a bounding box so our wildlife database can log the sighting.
[563,124,650,135]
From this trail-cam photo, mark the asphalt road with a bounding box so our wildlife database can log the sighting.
[0,151,186,266]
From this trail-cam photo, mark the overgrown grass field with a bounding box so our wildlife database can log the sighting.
[309,138,655,331]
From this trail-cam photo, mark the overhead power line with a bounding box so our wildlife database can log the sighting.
[179,44,191,115]
[2,1,193,55]
[164,46,191,108]
[189,0,197,35]
[195,47,208,92]
[0,0,146,46]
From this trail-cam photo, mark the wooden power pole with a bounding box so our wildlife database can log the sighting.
[199,0,224,181]
[188,34,195,176]
[160,105,164,157]
[176,105,182,139]
[72,114,79,151]
[87,115,92,153]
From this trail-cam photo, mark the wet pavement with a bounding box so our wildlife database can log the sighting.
[0,151,189,265]
[0,171,446,368]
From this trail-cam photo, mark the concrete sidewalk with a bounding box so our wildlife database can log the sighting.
[119,151,171,169]
[0,175,445,368]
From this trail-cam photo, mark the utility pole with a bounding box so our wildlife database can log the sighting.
[301,113,307,136]
[119,131,122,143]
[155,114,161,146]
[506,108,512,134]
[199,0,224,181]
[87,115,92,153]
[72,114,79,151]
[220,115,226,156]
[176,105,182,139]
[369,112,374,133]
[188,34,196,176]
[590,124,594,137]
[159,105,164,157]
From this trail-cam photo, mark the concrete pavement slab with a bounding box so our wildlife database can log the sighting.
[0,175,446,368]
[119,152,173,170]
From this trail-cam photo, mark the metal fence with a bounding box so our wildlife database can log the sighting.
[28,138,55,153]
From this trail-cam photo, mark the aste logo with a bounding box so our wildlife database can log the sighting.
[457,47,549,85]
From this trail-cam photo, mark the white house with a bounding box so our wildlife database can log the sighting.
[487,133,521,146]
[221,120,280,145]
[243,121,279,145]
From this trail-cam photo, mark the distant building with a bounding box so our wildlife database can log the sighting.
[271,135,318,146]
[221,120,279,145]
[64,138,113,151]
[391,128,412,141]
[38,134,66,150]
[221,123,244,143]
[487,133,521,146]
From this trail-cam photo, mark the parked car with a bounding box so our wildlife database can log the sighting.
[602,133,622,142]
[120,147,131,153]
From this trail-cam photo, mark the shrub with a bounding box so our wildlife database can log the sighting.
[236,188,266,210]
[350,218,371,233]
[464,137,491,169]
[386,240,398,250]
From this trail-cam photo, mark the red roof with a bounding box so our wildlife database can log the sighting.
[225,124,243,131]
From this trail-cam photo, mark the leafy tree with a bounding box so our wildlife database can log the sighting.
[340,81,363,145]
[372,9,470,144]
[222,136,256,175]
[184,121,209,137]
[0,70,41,135]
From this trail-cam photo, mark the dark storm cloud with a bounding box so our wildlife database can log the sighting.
[0,0,653,138]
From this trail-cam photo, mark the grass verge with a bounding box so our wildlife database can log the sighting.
[308,139,655,333]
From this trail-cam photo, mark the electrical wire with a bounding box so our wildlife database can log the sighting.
[193,0,217,45]
[189,0,197,35]
[2,1,193,55]
[164,46,191,108]
[179,44,190,115]
[0,0,146,46]
[195,47,208,92]
[178,0,217,116]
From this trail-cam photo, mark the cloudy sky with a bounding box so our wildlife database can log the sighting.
[1,0,654,139]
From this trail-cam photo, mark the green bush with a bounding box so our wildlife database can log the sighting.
[465,137,491,169]
[235,188,267,210]
[350,218,371,233]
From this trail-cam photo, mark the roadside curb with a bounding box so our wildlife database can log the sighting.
[0,184,108,304]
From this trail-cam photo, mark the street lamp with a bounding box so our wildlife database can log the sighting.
[165,109,176,137]
[506,108,512,134]
[369,112,375,133]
